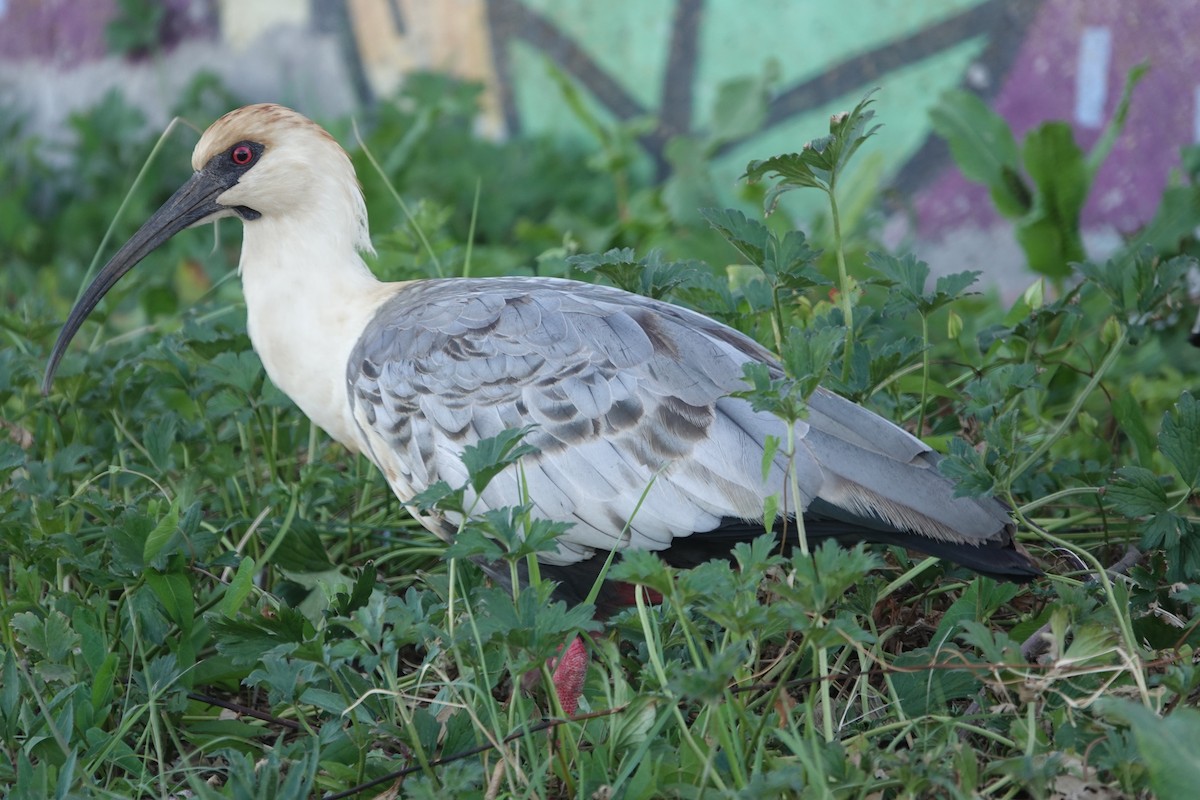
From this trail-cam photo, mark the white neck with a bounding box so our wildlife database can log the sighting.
[238,211,395,451]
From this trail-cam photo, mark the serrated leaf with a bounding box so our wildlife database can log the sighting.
[200,350,262,394]
[411,479,465,515]
[1159,392,1200,487]
[744,91,880,212]
[765,230,822,290]
[1140,510,1187,551]
[462,426,538,495]
[11,610,80,663]
[939,438,996,498]
[246,654,318,706]
[760,434,781,482]
[1125,186,1200,256]
[930,579,1019,650]
[1060,624,1115,664]
[210,608,320,665]
[701,207,768,266]
[870,250,928,299]
[1107,467,1169,517]
[870,252,977,315]
[334,566,377,616]
[608,548,675,597]
[780,325,843,393]
[934,270,981,300]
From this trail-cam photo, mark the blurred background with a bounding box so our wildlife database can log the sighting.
[2,0,1198,298]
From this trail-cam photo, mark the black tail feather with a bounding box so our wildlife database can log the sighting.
[537,505,1040,615]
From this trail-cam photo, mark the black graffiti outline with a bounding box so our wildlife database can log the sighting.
[484,0,1043,185]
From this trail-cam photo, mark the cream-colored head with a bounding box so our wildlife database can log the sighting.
[44,103,378,394]
[191,103,372,253]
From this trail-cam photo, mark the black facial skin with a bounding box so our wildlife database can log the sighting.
[43,141,265,394]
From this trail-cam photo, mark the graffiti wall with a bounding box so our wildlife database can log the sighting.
[2,0,1195,287]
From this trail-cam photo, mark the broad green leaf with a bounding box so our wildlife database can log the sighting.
[870,251,978,314]
[246,654,318,706]
[1125,186,1200,255]
[1015,217,1075,279]
[1060,624,1115,664]
[0,441,25,472]
[608,548,675,597]
[145,570,195,634]
[662,136,716,225]
[870,250,929,301]
[934,270,981,301]
[220,557,256,617]
[410,479,464,515]
[894,374,958,401]
[760,434,781,481]
[891,647,979,717]
[1112,391,1156,466]
[779,325,843,394]
[142,499,180,563]
[764,229,821,288]
[1,651,18,718]
[1139,510,1187,550]
[929,89,1027,217]
[1017,122,1088,278]
[710,74,770,145]
[931,579,1019,649]
[1096,699,1200,799]
[266,521,335,573]
[1159,391,1200,487]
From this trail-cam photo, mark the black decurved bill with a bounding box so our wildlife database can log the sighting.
[43,169,236,395]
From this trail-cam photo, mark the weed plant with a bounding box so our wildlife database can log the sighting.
[2,74,1200,798]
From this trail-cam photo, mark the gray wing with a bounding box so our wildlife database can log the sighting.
[346,276,1009,566]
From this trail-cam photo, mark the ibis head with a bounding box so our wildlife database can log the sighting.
[43,104,373,397]
[43,105,387,446]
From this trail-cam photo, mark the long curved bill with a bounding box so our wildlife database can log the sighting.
[42,170,233,395]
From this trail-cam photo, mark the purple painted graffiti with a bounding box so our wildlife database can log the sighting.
[0,0,217,67]
[917,0,1200,238]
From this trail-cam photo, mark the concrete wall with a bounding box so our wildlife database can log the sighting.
[3,0,1196,293]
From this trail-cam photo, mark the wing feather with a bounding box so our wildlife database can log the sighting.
[347,276,1015,567]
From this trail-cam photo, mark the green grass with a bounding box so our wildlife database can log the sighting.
[3,77,1200,799]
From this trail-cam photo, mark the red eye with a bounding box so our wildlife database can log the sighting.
[231,144,254,165]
